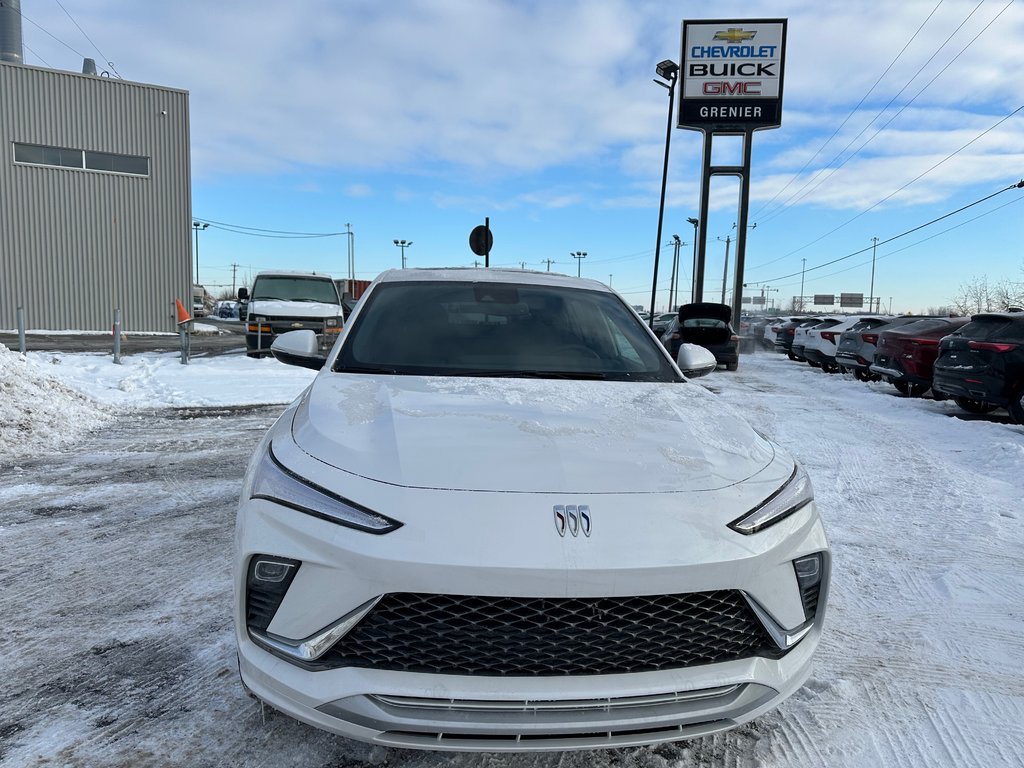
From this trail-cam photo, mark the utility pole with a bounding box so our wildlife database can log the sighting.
[473,260,481,268]
[668,239,678,311]
[719,235,731,305]
[542,258,555,271]
[799,258,806,312]
[869,237,878,316]
[519,261,527,269]
[670,235,682,310]
[230,263,240,295]
[608,274,613,288]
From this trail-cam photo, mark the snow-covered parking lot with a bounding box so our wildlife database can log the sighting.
[1,345,1022,767]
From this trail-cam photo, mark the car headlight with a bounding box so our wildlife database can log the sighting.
[729,464,813,534]
[250,445,402,534]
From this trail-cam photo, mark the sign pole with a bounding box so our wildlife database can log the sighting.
[731,129,754,327]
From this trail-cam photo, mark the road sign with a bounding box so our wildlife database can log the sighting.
[840,292,864,308]
[469,225,493,257]
[813,294,835,305]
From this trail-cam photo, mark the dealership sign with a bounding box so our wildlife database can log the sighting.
[679,19,787,132]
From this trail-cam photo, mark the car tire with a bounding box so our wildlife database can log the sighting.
[894,381,930,397]
[1007,389,1024,424]
[853,369,876,382]
[807,361,821,368]
[787,351,797,361]
[726,362,738,372]
[953,397,998,414]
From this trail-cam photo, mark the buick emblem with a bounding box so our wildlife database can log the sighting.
[554,505,591,537]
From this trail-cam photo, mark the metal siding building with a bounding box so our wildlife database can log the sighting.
[1,62,191,332]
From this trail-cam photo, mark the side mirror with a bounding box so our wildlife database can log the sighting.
[270,330,327,370]
[676,343,717,378]
[238,287,249,301]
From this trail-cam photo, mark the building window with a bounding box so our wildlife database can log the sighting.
[13,142,149,176]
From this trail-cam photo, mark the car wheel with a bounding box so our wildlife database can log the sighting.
[853,369,874,382]
[787,351,797,361]
[894,381,930,397]
[953,397,998,414]
[1007,388,1024,424]
[726,362,738,372]
[807,361,821,368]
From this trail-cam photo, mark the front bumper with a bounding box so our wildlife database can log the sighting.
[234,436,829,751]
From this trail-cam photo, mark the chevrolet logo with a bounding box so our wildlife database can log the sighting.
[714,28,756,43]
[290,322,304,328]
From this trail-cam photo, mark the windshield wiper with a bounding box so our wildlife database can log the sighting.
[335,364,401,375]
[447,370,608,380]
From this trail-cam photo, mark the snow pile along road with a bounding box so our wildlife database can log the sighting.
[0,343,112,462]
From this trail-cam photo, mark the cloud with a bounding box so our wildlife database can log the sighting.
[345,183,372,198]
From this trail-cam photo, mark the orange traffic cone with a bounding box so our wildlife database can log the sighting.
[175,298,192,325]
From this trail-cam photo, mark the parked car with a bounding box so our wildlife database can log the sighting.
[804,315,885,373]
[793,318,844,365]
[650,311,678,336]
[834,316,931,381]
[932,311,1024,421]
[763,316,800,351]
[662,302,740,371]
[775,317,823,359]
[870,317,970,397]
[234,268,830,751]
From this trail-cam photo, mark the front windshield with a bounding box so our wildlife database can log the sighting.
[251,276,339,304]
[334,280,679,382]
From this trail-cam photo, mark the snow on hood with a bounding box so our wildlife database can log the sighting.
[290,374,776,493]
[248,300,341,318]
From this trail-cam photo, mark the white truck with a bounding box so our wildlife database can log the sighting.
[237,271,344,358]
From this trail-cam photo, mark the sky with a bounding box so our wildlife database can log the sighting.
[13,0,1024,313]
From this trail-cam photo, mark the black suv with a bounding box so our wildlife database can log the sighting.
[932,312,1024,422]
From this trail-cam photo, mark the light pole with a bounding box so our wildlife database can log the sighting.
[608,274,613,288]
[345,223,355,281]
[192,221,208,283]
[393,239,412,268]
[648,59,679,327]
[571,251,587,277]
[687,217,699,304]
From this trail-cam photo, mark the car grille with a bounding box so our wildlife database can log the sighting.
[315,590,784,676]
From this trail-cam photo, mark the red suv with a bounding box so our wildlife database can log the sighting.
[870,317,969,397]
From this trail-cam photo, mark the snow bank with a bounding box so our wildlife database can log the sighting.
[0,343,113,462]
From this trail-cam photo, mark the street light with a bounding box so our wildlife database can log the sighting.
[648,59,679,327]
[571,251,587,277]
[393,239,413,268]
[687,217,699,304]
[192,221,209,283]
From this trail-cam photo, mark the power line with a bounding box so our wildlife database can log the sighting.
[751,179,1024,285]
[757,0,1015,227]
[52,0,122,78]
[749,0,946,221]
[12,5,88,60]
[194,217,345,237]
[23,43,53,68]
[750,102,1024,274]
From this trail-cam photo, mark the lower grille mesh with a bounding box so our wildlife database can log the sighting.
[316,590,783,676]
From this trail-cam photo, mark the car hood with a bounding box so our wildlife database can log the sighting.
[249,299,341,318]
[289,375,776,493]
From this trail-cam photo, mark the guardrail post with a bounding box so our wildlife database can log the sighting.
[113,308,122,364]
[16,305,26,354]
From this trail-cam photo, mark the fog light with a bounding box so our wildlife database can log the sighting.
[254,559,294,583]
[246,555,301,632]
[793,553,824,621]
